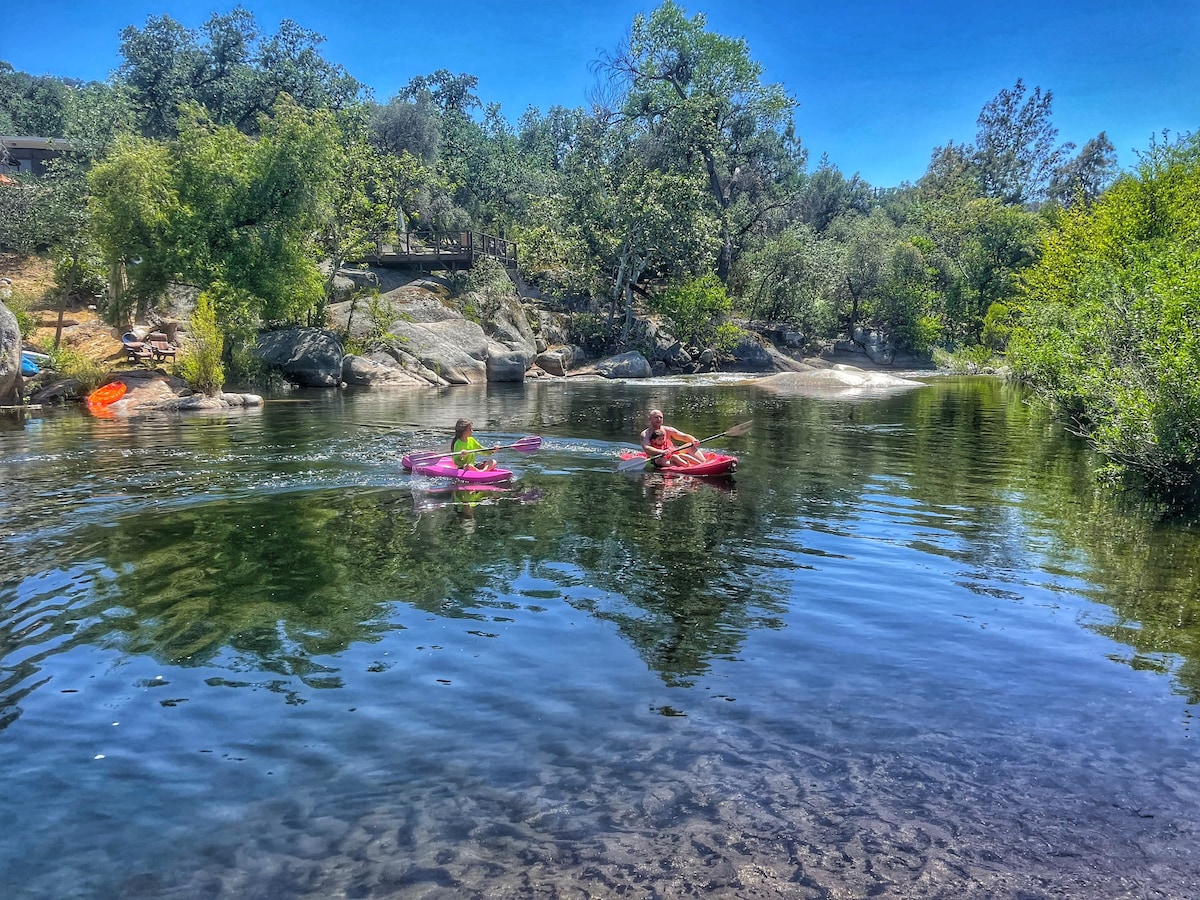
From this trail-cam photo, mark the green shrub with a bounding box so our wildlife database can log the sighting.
[179,289,225,396]
[980,302,1013,350]
[4,289,39,339]
[932,344,1001,373]
[712,321,744,353]
[650,274,732,348]
[449,256,513,320]
[894,315,943,355]
[47,345,106,391]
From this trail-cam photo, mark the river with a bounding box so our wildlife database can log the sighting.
[2,374,1198,898]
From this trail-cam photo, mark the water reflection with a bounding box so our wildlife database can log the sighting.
[3,378,1200,897]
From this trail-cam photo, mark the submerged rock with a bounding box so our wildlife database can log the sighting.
[753,365,927,398]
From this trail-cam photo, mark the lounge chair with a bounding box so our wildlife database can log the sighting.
[121,332,153,365]
[146,332,177,362]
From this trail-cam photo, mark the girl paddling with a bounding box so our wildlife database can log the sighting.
[451,419,498,471]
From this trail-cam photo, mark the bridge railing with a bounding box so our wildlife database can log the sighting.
[373,230,517,268]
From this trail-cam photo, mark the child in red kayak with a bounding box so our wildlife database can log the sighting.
[640,409,706,467]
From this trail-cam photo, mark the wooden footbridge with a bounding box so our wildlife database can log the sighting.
[356,230,516,272]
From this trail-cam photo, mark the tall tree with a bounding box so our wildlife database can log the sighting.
[794,154,873,233]
[89,97,339,331]
[88,134,179,325]
[973,79,1072,206]
[599,0,801,281]
[737,224,840,335]
[369,96,441,163]
[117,11,362,138]
[0,63,70,136]
[317,134,435,304]
[1046,132,1119,208]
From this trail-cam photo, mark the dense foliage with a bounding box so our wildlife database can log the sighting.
[0,2,1193,504]
[1009,133,1200,502]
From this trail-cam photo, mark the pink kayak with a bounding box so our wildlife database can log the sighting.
[619,451,737,476]
[404,454,513,484]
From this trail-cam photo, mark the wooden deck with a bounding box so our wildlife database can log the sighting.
[356,230,517,271]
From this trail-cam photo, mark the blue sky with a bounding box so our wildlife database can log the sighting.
[2,0,1197,186]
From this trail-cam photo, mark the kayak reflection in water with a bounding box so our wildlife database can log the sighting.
[640,409,706,467]
[452,418,498,471]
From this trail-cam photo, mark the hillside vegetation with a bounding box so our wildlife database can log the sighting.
[1,2,1195,506]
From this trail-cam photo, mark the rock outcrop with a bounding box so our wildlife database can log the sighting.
[0,301,23,406]
[595,351,653,379]
[255,328,345,387]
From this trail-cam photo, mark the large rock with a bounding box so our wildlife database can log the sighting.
[729,336,775,369]
[328,280,459,342]
[342,354,429,388]
[485,296,537,357]
[386,317,488,384]
[534,344,584,377]
[485,350,530,383]
[596,350,652,379]
[0,301,23,405]
[530,308,570,346]
[29,378,82,405]
[256,328,345,387]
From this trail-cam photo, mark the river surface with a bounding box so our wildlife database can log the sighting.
[2,375,1199,899]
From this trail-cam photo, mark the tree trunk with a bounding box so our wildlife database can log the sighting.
[620,258,646,345]
[607,253,628,345]
[55,249,78,349]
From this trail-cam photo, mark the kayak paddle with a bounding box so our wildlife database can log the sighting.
[617,420,752,472]
[404,435,543,466]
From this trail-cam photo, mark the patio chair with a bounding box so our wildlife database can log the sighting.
[121,332,153,365]
[147,332,177,363]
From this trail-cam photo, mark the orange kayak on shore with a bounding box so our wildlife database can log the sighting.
[86,381,127,408]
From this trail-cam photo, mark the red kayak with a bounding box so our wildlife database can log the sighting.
[619,451,737,476]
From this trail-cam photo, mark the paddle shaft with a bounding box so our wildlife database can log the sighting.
[405,435,542,465]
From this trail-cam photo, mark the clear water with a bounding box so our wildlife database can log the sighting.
[2,376,1199,898]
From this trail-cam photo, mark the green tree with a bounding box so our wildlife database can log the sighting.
[60,81,136,161]
[600,0,800,281]
[369,96,441,163]
[1046,132,1119,208]
[117,11,362,138]
[651,273,732,348]
[973,79,1072,206]
[0,176,50,253]
[117,14,203,137]
[737,225,840,336]
[1009,131,1200,502]
[88,133,179,325]
[829,209,896,331]
[794,154,873,233]
[89,97,339,333]
[604,161,719,343]
[169,99,338,328]
[947,199,1043,342]
[318,132,434,304]
[0,63,69,136]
